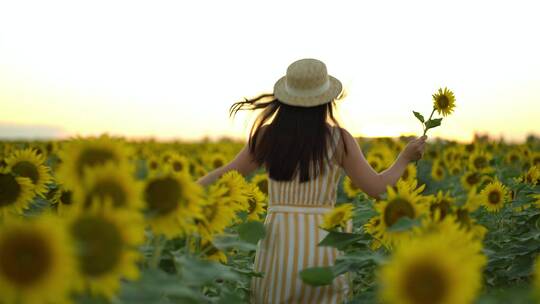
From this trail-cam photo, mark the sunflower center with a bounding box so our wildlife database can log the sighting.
[213,159,224,169]
[76,148,118,178]
[402,169,409,180]
[257,179,268,195]
[149,160,159,170]
[466,173,480,185]
[384,198,415,227]
[60,190,73,205]
[403,261,448,304]
[144,177,183,216]
[0,229,52,286]
[436,95,449,109]
[84,179,127,208]
[473,156,487,169]
[172,161,183,172]
[11,161,40,185]
[71,216,123,277]
[488,191,501,205]
[0,173,22,207]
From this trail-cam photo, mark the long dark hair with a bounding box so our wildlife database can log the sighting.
[229,92,348,182]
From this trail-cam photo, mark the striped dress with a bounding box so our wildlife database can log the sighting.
[250,126,353,304]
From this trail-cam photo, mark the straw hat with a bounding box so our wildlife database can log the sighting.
[273,58,343,107]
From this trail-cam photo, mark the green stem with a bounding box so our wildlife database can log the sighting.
[150,234,164,269]
[422,108,436,136]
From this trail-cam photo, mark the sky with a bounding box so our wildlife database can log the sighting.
[0,0,539,143]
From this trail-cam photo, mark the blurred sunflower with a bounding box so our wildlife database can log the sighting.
[432,87,456,117]
[245,183,266,221]
[251,173,269,197]
[66,202,145,299]
[56,135,133,189]
[50,185,74,216]
[343,176,362,199]
[0,214,76,304]
[480,179,510,212]
[463,186,482,212]
[5,148,53,198]
[209,153,227,170]
[168,154,190,175]
[516,165,540,186]
[0,169,34,217]
[363,217,383,250]
[468,150,493,173]
[73,162,143,210]
[460,171,484,191]
[196,185,238,241]
[378,219,486,304]
[373,180,429,248]
[199,239,227,264]
[505,149,522,165]
[431,160,445,181]
[429,190,455,221]
[146,154,161,174]
[215,170,249,212]
[320,203,354,231]
[143,170,203,239]
[367,155,384,172]
[399,163,417,184]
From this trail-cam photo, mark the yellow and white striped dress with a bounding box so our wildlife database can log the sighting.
[250,126,353,304]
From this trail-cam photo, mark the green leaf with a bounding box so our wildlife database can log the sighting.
[413,111,425,123]
[318,231,367,250]
[299,266,334,286]
[424,118,443,130]
[386,217,421,232]
[237,221,266,244]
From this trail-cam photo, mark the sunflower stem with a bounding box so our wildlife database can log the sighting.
[422,108,436,136]
[150,234,164,269]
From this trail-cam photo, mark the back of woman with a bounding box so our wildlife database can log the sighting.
[196,58,427,304]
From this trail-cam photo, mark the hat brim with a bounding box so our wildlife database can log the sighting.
[273,75,343,107]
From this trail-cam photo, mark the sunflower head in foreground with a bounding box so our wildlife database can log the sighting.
[373,180,429,248]
[215,170,250,212]
[320,203,354,231]
[0,168,35,218]
[343,176,362,199]
[56,134,133,190]
[480,179,510,212]
[143,170,203,239]
[66,201,145,299]
[0,213,76,304]
[378,217,486,304]
[251,173,269,197]
[5,148,53,198]
[196,184,238,241]
[432,87,456,117]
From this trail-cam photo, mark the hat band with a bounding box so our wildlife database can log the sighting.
[285,79,330,97]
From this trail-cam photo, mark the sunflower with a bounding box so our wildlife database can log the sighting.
[0,169,35,218]
[320,203,354,231]
[196,186,238,241]
[429,191,455,221]
[505,149,522,165]
[480,179,510,212]
[143,170,203,239]
[50,184,75,216]
[66,201,145,299]
[343,176,362,199]
[167,154,190,175]
[517,165,540,186]
[0,213,76,304]
[363,217,384,250]
[367,155,384,172]
[460,171,484,191]
[208,153,227,170]
[399,163,417,184]
[468,150,493,173]
[431,160,445,182]
[215,170,250,212]
[56,134,133,190]
[199,239,228,264]
[145,154,162,174]
[245,183,266,221]
[251,173,269,197]
[432,87,456,117]
[378,219,486,304]
[373,180,429,248]
[73,162,143,210]
[5,148,53,198]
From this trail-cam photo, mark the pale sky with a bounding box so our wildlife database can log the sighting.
[1,0,539,142]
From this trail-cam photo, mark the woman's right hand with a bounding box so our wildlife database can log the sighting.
[402,135,427,162]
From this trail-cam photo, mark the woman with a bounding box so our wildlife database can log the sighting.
[197,58,427,303]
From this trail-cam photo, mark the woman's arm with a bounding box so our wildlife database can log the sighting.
[196,144,260,187]
[339,129,426,200]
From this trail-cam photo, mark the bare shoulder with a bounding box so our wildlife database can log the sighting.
[334,127,357,166]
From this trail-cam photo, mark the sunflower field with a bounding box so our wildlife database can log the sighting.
[1,133,540,304]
